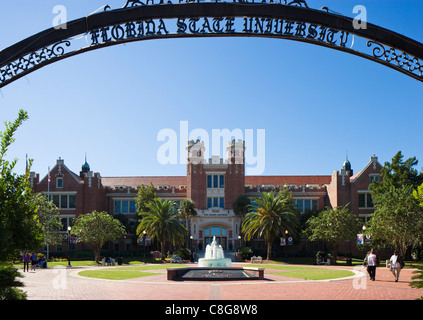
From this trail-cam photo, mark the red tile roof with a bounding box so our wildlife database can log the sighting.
[102,175,331,188]
[101,176,187,188]
[245,175,331,186]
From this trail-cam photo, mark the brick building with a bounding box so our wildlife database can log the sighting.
[29,139,381,255]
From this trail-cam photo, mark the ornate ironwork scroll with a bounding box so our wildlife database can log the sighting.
[0,1,422,88]
[0,41,71,85]
[367,41,423,78]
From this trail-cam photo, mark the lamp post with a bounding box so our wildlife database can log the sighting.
[284,230,289,258]
[362,225,367,253]
[238,235,242,251]
[67,226,72,267]
[190,235,193,262]
[143,230,146,264]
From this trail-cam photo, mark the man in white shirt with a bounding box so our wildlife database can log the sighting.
[365,249,377,281]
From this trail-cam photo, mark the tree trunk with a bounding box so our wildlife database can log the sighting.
[94,247,101,264]
[267,241,271,260]
[161,240,166,260]
[330,246,338,265]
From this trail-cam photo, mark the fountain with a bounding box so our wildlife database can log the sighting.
[167,236,264,281]
[198,236,232,267]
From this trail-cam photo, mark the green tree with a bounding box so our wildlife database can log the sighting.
[178,199,197,246]
[304,204,361,263]
[135,183,157,215]
[0,110,45,259]
[241,190,297,260]
[413,182,423,207]
[72,211,126,263]
[137,198,186,259]
[233,194,252,219]
[368,185,423,257]
[0,110,45,300]
[30,193,63,249]
[370,151,423,193]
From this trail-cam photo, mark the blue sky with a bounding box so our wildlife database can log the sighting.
[1,0,422,179]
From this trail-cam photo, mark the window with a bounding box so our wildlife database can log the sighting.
[358,193,374,208]
[69,195,76,209]
[213,175,218,188]
[61,218,67,231]
[294,199,318,214]
[207,197,225,209]
[207,174,225,189]
[122,201,129,214]
[52,195,60,208]
[129,200,136,213]
[219,175,224,188]
[61,195,68,209]
[56,177,63,188]
[204,226,227,236]
[369,174,380,184]
[296,199,303,213]
[213,197,218,208]
[60,217,74,232]
[114,201,121,214]
[48,193,76,209]
[114,200,136,214]
[304,199,311,211]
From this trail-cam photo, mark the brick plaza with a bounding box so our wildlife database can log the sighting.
[20,263,423,300]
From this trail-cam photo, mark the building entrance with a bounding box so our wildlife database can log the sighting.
[204,226,227,250]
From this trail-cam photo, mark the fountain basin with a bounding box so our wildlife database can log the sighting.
[167,267,264,281]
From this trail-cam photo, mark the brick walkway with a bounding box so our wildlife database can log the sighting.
[19,263,423,300]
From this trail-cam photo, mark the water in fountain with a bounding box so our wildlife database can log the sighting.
[198,236,232,267]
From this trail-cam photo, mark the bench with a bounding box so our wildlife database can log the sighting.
[101,257,115,266]
[336,256,352,265]
[250,256,262,264]
[316,258,330,265]
[170,255,182,263]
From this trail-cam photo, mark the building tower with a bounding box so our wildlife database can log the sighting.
[224,139,245,210]
[80,154,90,177]
[186,139,207,209]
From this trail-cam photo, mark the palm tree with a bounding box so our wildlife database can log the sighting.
[178,199,197,247]
[242,190,298,260]
[233,194,252,219]
[136,198,187,259]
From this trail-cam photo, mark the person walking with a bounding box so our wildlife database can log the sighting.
[30,252,38,272]
[389,250,403,282]
[364,249,378,281]
[23,253,30,272]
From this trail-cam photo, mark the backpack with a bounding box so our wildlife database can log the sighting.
[398,256,405,269]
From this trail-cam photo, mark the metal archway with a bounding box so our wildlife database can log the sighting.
[1,0,422,88]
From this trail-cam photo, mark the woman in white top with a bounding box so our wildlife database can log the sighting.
[389,250,402,282]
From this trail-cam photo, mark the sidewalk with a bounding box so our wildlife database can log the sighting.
[19,264,423,300]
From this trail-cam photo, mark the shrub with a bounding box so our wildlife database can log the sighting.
[0,263,27,300]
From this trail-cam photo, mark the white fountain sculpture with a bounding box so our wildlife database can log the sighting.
[198,236,232,267]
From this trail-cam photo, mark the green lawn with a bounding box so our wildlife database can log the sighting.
[271,269,355,280]
[113,264,187,271]
[245,264,355,280]
[13,260,99,269]
[78,270,158,280]
[77,264,188,280]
